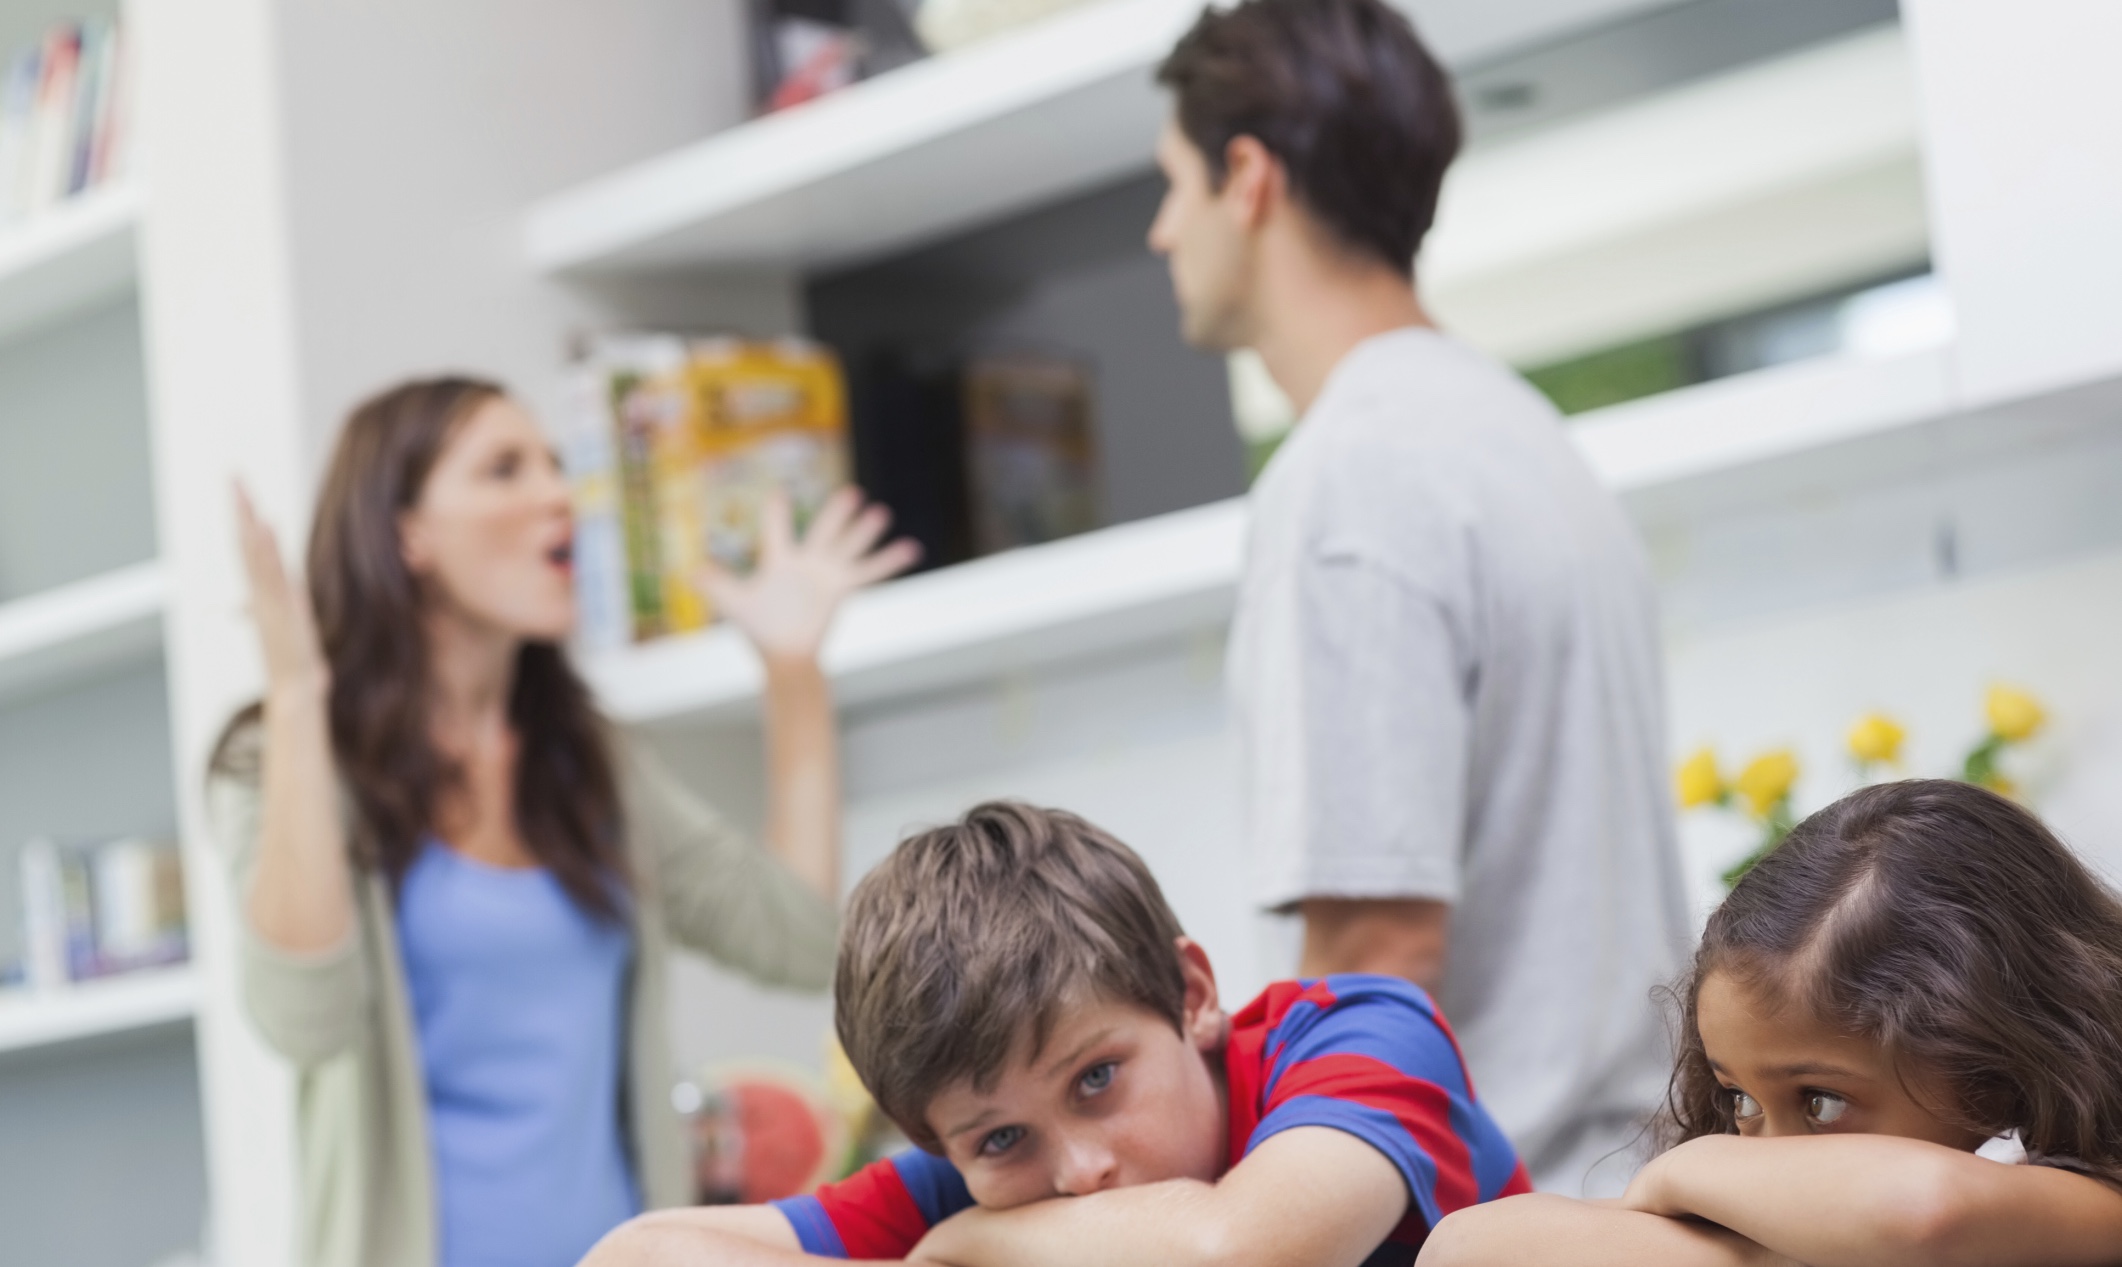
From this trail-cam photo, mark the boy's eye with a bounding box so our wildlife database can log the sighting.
[491,449,521,479]
[1806,1092,1849,1125]
[977,1125,1025,1158]
[1730,1090,1763,1123]
[1078,1062,1116,1096]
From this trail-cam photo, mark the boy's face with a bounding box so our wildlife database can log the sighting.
[924,937,1232,1210]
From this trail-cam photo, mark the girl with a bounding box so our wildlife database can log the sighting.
[1421,778,2122,1267]
[210,378,916,1267]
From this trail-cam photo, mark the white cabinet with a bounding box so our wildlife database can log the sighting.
[1905,0,2122,407]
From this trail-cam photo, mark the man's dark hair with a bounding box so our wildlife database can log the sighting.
[1156,0,1463,275]
[834,802,1188,1150]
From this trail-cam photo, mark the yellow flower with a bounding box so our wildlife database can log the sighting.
[1985,774,2021,800]
[1676,748,1725,809]
[1847,713,1906,766]
[1734,749,1799,819]
[1986,685,2046,744]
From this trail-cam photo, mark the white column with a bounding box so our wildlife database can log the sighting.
[131,0,311,1262]
[1903,0,2122,408]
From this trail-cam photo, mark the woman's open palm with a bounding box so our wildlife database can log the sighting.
[233,482,329,693]
[702,487,920,667]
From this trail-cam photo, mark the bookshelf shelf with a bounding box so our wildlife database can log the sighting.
[0,966,198,1055]
[525,0,1202,277]
[586,344,1973,727]
[0,561,167,706]
[0,183,141,345]
[583,496,1247,724]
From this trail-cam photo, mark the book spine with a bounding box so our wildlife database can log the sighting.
[66,19,104,196]
[25,24,79,214]
[87,18,125,187]
[0,49,34,225]
[19,840,67,990]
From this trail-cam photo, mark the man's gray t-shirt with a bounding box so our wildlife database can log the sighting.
[1227,328,1691,1194]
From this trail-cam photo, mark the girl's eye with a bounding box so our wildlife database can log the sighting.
[1730,1091,1763,1122]
[977,1125,1025,1158]
[491,449,521,479]
[1078,1062,1116,1096]
[1806,1092,1849,1125]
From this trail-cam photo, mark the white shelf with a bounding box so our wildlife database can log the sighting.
[527,0,1200,276]
[0,183,142,345]
[1574,344,1955,492]
[588,346,1974,727]
[584,497,1245,724]
[523,0,1692,278]
[0,561,168,706]
[0,966,198,1055]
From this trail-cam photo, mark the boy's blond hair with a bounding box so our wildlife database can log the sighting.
[835,802,1187,1150]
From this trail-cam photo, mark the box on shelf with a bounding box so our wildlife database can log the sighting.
[14,836,186,989]
[567,335,853,647]
[748,0,926,114]
[962,352,1101,554]
[0,16,129,227]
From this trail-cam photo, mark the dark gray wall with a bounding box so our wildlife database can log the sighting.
[807,174,1247,538]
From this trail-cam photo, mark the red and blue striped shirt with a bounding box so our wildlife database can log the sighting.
[774,975,1530,1264]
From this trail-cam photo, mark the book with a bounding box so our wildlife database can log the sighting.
[15,837,188,988]
[961,352,1101,553]
[0,18,128,225]
[569,336,853,643]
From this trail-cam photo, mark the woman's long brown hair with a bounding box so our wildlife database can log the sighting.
[216,378,626,919]
[1661,779,2122,1182]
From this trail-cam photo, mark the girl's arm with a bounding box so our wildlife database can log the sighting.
[702,488,918,902]
[1626,1134,2122,1267]
[1419,1194,1797,1267]
[234,485,358,955]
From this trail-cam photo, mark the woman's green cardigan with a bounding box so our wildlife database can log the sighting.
[207,725,841,1267]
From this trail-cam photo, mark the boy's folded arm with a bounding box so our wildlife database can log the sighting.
[906,1127,1406,1267]
[1629,1134,2122,1267]
[579,1203,904,1267]
[1418,1194,1799,1267]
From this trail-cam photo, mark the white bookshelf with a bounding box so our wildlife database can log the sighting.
[525,0,1201,275]
[522,0,1704,278]
[586,496,1245,724]
[0,966,198,1056]
[0,183,141,345]
[0,561,167,706]
[585,342,1973,726]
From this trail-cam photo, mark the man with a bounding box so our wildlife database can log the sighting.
[1148,0,1692,1194]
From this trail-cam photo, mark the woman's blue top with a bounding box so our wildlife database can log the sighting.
[398,839,640,1267]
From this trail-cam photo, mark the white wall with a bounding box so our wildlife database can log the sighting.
[1668,545,2122,919]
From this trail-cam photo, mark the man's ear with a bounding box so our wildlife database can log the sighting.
[1176,936,1228,1051]
[1219,135,1283,230]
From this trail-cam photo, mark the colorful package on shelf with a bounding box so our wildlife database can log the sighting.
[16,837,187,988]
[962,352,1101,554]
[571,336,852,644]
[0,16,128,227]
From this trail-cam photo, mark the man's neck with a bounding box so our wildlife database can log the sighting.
[1250,262,1432,417]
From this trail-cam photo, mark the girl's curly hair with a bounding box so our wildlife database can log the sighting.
[1660,779,2122,1183]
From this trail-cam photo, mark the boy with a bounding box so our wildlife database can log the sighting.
[585,802,1527,1267]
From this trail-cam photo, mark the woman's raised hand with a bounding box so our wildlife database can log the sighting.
[233,481,330,696]
[702,486,920,669]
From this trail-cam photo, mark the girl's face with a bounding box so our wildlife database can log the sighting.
[1696,969,1988,1150]
[398,396,576,642]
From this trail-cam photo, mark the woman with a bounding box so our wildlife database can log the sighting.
[208,378,916,1267]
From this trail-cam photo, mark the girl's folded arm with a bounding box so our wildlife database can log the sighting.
[1417,1194,1794,1267]
[1629,1134,2122,1267]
